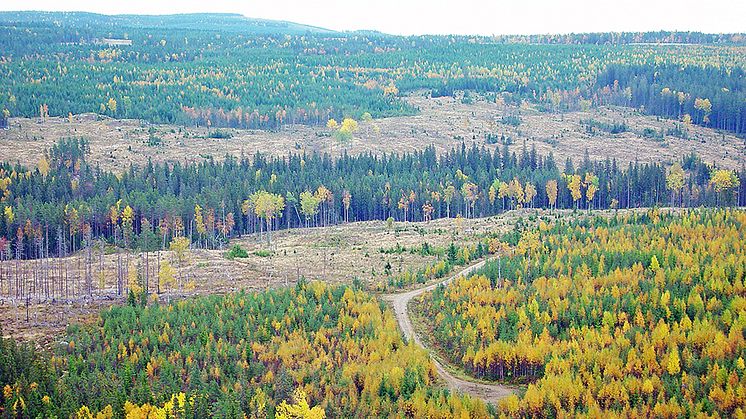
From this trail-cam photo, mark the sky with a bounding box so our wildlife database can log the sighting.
[1,0,744,36]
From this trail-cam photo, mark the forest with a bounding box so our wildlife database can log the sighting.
[1,281,490,417]
[0,138,742,265]
[415,209,746,416]
[1,10,745,419]
[3,207,743,417]
[1,13,745,132]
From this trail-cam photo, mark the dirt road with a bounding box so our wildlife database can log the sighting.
[382,259,516,404]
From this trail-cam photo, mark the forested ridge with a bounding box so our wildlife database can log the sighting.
[417,209,746,416]
[1,13,745,133]
[0,138,742,261]
[595,63,746,133]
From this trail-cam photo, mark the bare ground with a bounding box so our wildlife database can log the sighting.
[2,94,742,173]
[0,215,508,342]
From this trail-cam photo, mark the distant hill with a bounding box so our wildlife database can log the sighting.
[0,11,339,36]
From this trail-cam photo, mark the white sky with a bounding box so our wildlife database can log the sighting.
[1,0,744,36]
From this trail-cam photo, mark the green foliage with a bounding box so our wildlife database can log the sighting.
[418,209,746,416]
[0,330,56,416]
[666,122,689,139]
[501,114,522,127]
[641,127,665,141]
[0,137,742,259]
[4,283,488,417]
[225,244,249,259]
[382,240,489,290]
[1,13,744,133]
[596,63,746,134]
[146,127,163,146]
[379,243,406,254]
[580,118,628,134]
[208,129,233,139]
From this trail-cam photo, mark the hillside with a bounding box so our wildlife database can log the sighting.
[2,94,744,173]
[1,12,745,135]
[0,6,745,418]
[0,11,338,36]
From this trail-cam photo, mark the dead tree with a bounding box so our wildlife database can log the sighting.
[84,224,93,297]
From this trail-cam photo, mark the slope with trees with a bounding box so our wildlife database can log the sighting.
[416,209,746,416]
[1,13,744,133]
[1,281,490,417]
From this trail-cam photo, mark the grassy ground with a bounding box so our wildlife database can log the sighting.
[2,94,742,173]
[0,213,514,343]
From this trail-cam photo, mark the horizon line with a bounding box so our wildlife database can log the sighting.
[1,9,745,37]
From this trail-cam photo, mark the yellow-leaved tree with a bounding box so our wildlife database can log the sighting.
[37,156,50,177]
[169,236,190,290]
[583,172,599,210]
[545,179,558,209]
[524,182,537,208]
[299,190,321,228]
[508,178,524,209]
[127,262,142,297]
[710,169,740,206]
[334,117,359,144]
[252,190,285,245]
[666,163,685,207]
[275,388,325,419]
[667,346,681,375]
[565,174,582,209]
[194,204,206,247]
[107,97,117,115]
[159,260,176,300]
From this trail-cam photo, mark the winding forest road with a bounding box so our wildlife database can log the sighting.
[382,259,516,405]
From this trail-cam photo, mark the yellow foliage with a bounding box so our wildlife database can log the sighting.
[420,210,746,416]
[159,260,176,293]
[37,156,50,177]
[275,388,325,419]
[128,262,142,295]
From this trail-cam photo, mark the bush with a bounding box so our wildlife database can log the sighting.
[208,129,233,139]
[580,118,628,134]
[226,244,249,259]
[501,114,522,127]
[147,134,162,146]
[641,127,664,140]
[666,123,688,139]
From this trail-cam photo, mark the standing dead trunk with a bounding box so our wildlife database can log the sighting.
[145,250,149,298]
[156,251,161,294]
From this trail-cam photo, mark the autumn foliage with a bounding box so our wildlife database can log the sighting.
[418,209,746,416]
[2,282,489,418]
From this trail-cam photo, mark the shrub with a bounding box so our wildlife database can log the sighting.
[208,129,233,139]
[226,244,249,259]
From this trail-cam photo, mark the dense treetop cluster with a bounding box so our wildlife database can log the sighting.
[0,281,491,418]
[417,209,746,417]
[1,13,744,132]
[1,138,742,260]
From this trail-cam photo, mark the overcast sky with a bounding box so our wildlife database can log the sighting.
[1,0,744,36]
